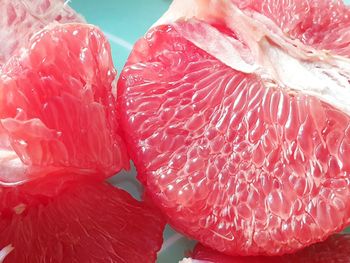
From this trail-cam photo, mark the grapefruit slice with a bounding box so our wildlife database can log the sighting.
[0,23,129,185]
[118,0,350,256]
[184,234,350,262]
[0,0,85,67]
[0,174,165,262]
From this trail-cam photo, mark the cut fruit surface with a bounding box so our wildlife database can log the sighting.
[186,235,350,262]
[0,0,85,67]
[0,23,129,185]
[0,174,165,263]
[118,0,350,256]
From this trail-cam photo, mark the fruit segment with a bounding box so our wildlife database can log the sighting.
[0,174,165,263]
[184,234,350,262]
[0,0,85,67]
[118,0,350,256]
[0,23,129,185]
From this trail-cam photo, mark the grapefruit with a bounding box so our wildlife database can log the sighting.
[118,0,350,256]
[184,234,350,262]
[0,23,129,185]
[0,0,85,67]
[0,173,165,263]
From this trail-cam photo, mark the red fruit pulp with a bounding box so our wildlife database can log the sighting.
[118,0,350,256]
[190,235,350,262]
[0,174,165,263]
[0,7,163,261]
[0,23,129,185]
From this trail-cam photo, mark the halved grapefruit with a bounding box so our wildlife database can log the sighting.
[118,0,350,256]
[0,22,129,185]
[0,173,165,262]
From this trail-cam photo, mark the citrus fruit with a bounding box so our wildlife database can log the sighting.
[184,234,350,262]
[118,0,350,256]
[0,0,85,67]
[0,173,165,263]
[0,22,129,186]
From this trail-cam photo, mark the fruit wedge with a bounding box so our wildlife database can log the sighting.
[0,174,165,263]
[118,0,350,255]
[0,23,129,185]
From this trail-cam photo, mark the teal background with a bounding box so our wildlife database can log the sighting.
[71,0,171,71]
[70,0,350,262]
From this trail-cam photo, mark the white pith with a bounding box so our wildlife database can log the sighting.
[155,0,350,116]
[0,244,14,263]
[0,129,27,186]
[178,258,210,263]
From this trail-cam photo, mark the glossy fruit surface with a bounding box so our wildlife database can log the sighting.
[118,0,350,255]
[0,174,165,263]
[0,23,129,185]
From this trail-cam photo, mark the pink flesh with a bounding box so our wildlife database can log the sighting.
[0,174,165,263]
[0,24,129,185]
[118,21,350,255]
[230,0,350,58]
